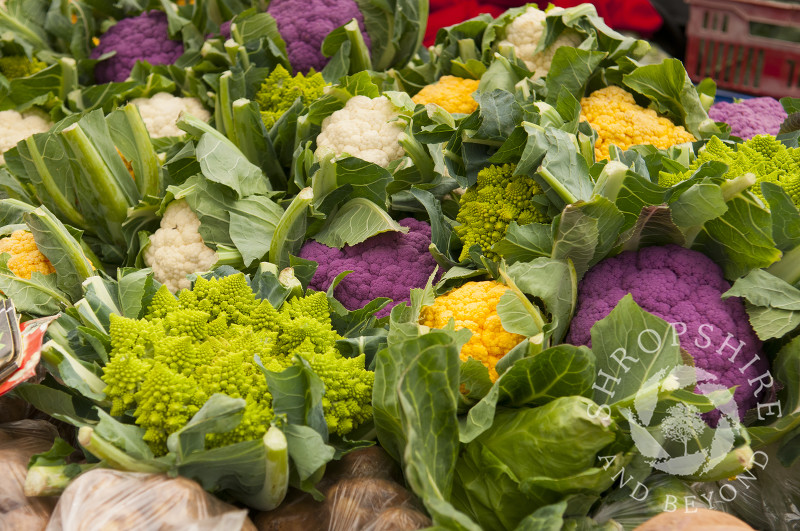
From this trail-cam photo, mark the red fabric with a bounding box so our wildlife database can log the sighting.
[425,0,505,46]
[424,1,663,46]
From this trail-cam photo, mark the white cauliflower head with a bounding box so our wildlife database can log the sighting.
[0,109,52,164]
[497,7,583,78]
[131,92,211,138]
[144,199,218,292]
[315,95,406,168]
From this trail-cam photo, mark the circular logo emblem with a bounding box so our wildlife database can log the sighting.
[619,365,741,476]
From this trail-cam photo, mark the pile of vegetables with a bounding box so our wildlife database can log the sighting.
[0,0,799,529]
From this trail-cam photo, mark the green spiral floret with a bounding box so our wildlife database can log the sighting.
[247,299,282,333]
[281,291,330,324]
[147,285,180,319]
[455,163,551,261]
[164,309,210,340]
[153,336,214,376]
[303,349,374,437]
[103,354,155,416]
[277,315,339,355]
[133,363,207,454]
[109,314,161,356]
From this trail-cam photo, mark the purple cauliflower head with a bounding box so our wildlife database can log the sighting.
[708,97,787,140]
[91,11,184,84]
[220,20,232,40]
[298,218,437,318]
[267,0,371,73]
[566,245,769,421]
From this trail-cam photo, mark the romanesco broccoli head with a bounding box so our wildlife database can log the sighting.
[455,163,550,261]
[0,55,46,79]
[255,64,327,129]
[657,134,800,205]
[102,273,374,454]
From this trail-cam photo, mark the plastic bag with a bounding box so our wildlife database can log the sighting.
[253,446,431,531]
[46,469,257,531]
[0,419,60,530]
[692,444,800,531]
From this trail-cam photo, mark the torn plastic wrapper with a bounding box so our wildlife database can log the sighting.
[0,313,60,397]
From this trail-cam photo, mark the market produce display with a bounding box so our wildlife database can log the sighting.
[0,0,798,530]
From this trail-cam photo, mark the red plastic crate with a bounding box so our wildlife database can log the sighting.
[685,0,800,98]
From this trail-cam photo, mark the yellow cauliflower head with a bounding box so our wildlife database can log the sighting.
[412,76,481,114]
[419,280,525,381]
[0,230,55,278]
[580,85,696,161]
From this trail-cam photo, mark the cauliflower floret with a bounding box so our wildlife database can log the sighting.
[144,199,218,292]
[0,109,52,164]
[130,92,211,138]
[315,95,406,168]
[497,7,583,78]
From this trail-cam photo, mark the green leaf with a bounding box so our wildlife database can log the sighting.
[492,222,552,264]
[40,341,106,403]
[458,344,596,444]
[195,133,269,198]
[13,381,98,425]
[452,396,624,530]
[545,47,606,105]
[498,345,596,407]
[590,294,683,406]
[283,423,335,486]
[0,253,69,315]
[669,181,728,229]
[167,394,246,458]
[617,205,686,252]
[269,188,313,269]
[168,175,283,264]
[497,290,541,337]
[228,197,283,267]
[745,335,800,448]
[504,259,578,343]
[761,182,800,252]
[397,329,480,529]
[117,268,158,320]
[513,501,567,531]
[328,157,394,206]
[473,89,522,143]
[622,59,714,138]
[613,172,668,228]
[520,124,594,205]
[261,358,327,439]
[551,196,625,279]
[691,191,781,279]
[312,198,408,248]
[25,205,94,302]
[94,410,155,461]
[723,269,800,340]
